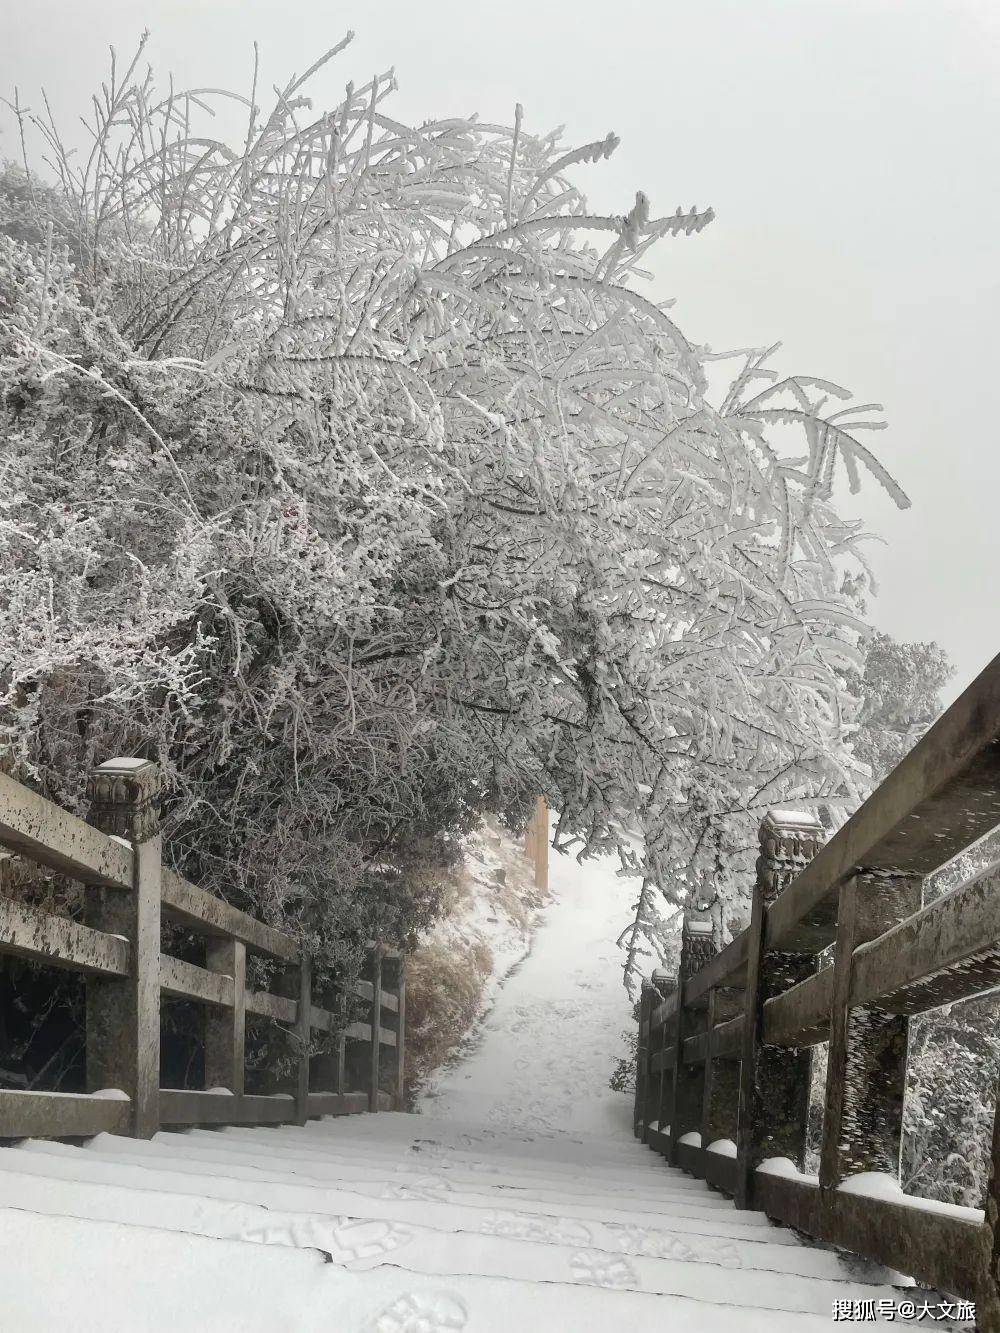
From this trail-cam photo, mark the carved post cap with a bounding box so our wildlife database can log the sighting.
[758,808,825,906]
[759,808,824,859]
[87,758,161,844]
[680,907,717,979]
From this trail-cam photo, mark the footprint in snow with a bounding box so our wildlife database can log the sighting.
[239,1216,412,1265]
[569,1250,638,1289]
[363,1291,467,1333]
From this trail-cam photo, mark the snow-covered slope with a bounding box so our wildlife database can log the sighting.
[417,821,638,1135]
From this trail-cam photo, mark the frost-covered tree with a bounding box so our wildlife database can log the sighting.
[845,632,953,787]
[0,33,908,996]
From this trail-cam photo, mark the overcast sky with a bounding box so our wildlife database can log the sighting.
[4,0,997,704]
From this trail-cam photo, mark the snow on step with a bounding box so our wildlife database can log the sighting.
[0,1146,880,1286]
[62,1129,749,1222]
[8,1135,790,1244]
[0,1119,908,1326]
[209,1121,702,1189]
[0,1206,849,1333]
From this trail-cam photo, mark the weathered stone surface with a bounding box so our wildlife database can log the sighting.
[701,986,743,1148]
[735,809,824,1209]
[0,897,129,977]
[85,761,162,1140]
[204,938,246,1096]
[820,871,921,1186]
[765,653,1000,954]
[161,868,298,962]
[0,769,132,888]
[669,914,717,1163]
[0,1089,130,1139]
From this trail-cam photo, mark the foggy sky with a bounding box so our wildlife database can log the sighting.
[4,0,997,705]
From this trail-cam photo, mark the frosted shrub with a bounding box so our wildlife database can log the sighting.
[0,33,907,988]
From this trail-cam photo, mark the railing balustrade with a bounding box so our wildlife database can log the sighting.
[0,756,404,1140]
[635,652,1000,1325]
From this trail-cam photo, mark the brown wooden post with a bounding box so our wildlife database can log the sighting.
[735,809,824,1209]
[820,872,921,1187]
[294,951,312,1125]
[85,758,162,1139]
[369,945,383,1112]
[668,913,717,1165]
[524,797,549,890]
[204,939,246,1096]
[701,985,743,1150]
[535,796,549,892]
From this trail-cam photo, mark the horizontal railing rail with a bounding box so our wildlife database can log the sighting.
[0,757,405,1141]
[634,651,1000,1328]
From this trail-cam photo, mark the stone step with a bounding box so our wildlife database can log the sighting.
[10,1139,789,1242]
[181,1124,712,1194]
[77,1131,739,1219]
[0,1164,903,1313]
[0,1206,846,1333]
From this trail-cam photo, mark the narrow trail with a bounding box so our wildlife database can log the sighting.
[418,828,638,1137]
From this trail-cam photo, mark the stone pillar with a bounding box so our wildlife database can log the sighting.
[294,952,312,1125]
[650,970,676,1150]
[701,985,743,1149]
[668,911,717,1164]
[308,971,346,1100]
[735,809,824,1209]
[634,980,652,1140]
[381,952,407,1111]
[345,947,382,1111]
[204,938,246,1096]
[978,1076,1000,1330]
[85,758,162,1139]
[820,871,921,1186]
[369,946,382,1112]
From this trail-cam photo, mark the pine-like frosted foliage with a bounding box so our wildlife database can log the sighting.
[0,36,907,983]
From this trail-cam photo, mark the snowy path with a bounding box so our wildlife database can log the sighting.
[0,1115,910,1331]
[0,841,910,1329]
[417,833,639,1135]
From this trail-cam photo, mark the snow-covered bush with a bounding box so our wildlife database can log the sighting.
[1,33,907,995]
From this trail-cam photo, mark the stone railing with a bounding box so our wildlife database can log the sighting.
[635,651,1000,1324]
[0,758,404,1139]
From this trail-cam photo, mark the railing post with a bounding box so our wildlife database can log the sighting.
[668,912,716,1165]
[701,985,743,1152]
[381,952,406,1111]
[310,979,345,1101]
[85,758,161,1139]
[395,961,406,1111]
[369,945,383,1112]
[294,951,312,1125]
[819,872,921,1187]
[978,1078,1000,1329]
[634,981,652,1139]
[735,809,824,1209]
[651,971,676,1151]
[204,939,246,1096]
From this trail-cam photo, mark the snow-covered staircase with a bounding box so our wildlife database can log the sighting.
[0,1111,913,1331]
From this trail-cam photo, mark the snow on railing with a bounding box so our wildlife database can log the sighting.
[633,649,1000,1318]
